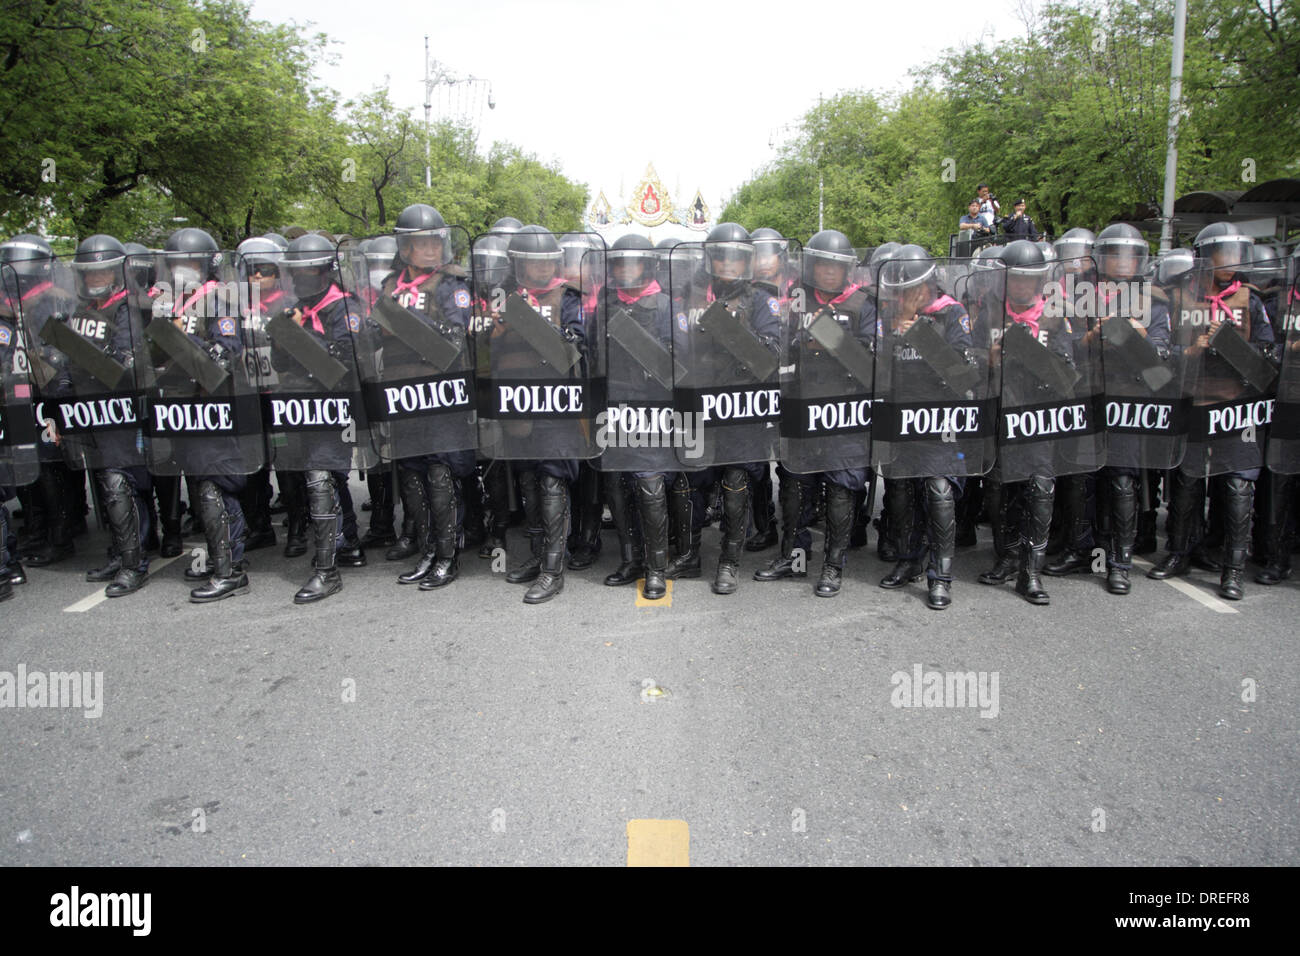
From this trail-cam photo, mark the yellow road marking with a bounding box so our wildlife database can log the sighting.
[635,579,672,608]
[626,819,689,867]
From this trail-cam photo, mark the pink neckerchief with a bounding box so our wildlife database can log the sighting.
[519,276,567,310]
[173,279,219,318]
[1006,296,1046,338]
[923,294,962,315]
[94,289,128,312]
[3,280,54,313]
[1289,287,1300,304]
[392,267,436,298]
[814,282,863,308]
[617,279,662,305]
[300,285,347,334]
[1207,280,1243,326]
[244,287,285,319]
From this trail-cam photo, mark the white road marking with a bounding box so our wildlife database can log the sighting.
[63,554,183,613]
[1131,557,1239,614]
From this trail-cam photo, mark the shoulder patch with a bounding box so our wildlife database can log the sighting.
[767,297,780,315]
[959,313,971,334]
[0,325,10,347]
[216,317,237,337]
[347,313,361,333]
[453,288,471,309]
[677,312,688,331]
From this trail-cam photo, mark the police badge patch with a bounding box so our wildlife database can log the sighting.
[216,317,237,337]
[0,325,10,346]
[677,312,688,331]
[348,314,361,333]
[959,314,971,335]
[453,289,471,309]
[767,298,780,315]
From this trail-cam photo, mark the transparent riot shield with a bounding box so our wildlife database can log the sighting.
[669,241,782,469]
[473,229,600,461]
[28,255,149,472]
[873,258,994,479]
[261,242,375,472]
[591,245,680,473]
[1073,256,1188,471]
[136,251,265,476]
[342,229,476,462]
[0,264,39,487]
[994,259,1106,482]
[1266,259,1300,474]
[1172,257,1277,477]
[777,248,874,475]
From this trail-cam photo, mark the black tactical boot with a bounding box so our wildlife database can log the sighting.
[155,475,185,558]
[524,473,568,604]
[508,470,544,584]
[880,479,922,588]
[979,480,1018,585]
[712,468,749,595]
[418,464,460,590]
[1255,472,1293,585]
[295,472,342,604]
[755,473,806,581]
[279,471,309,558]
[664,475,701,579]
[1044,474,1093,576]
[926,478,956,610]
[359,468,397,549]
[816,482,854,598]
[397,467,435,584]
[460,473,485,551]
[1105,471,1136,595]
[744,465,778,551]
[1149,470,1200,579]
[566,465,603,570]
[636,475,669,600]
[480,462,510,559]
[190,483,250,603]
[100,472,148,598]
[1014,476,1053,605]
[1219,476,1253,601]
[25,465,74,566]
[602,474,643,587]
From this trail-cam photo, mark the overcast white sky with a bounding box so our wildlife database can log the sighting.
[249,0,1032,215]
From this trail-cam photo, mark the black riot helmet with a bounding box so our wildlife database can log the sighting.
[0,233,54,284]
[1093,223,1148,281]
[878,244,937,292]
[559,233,602,286]
[654,237,680,288]
[1246,242,1287,287]
[72,234,127,300]
[123,241,156,291]
[472,235,511,288]
[751,227,788,282]
[236,236,283,283]
[802,230,858,294]
[1054,227,1095,262]
[1002,239,1050,306]
[508,225,562,288]
[163,227,221,289]
[704,222,753,295]
[263,232,290,251]
[1154,248,1195,287]
[864,241,902,288]
[394,203,450,269]
[1193,222,1253,274]
[1036,240,1057,263]
[608,234,656,291]
[284,233,338,299]
[491,216,524,235]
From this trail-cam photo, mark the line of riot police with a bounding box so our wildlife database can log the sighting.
[2,213,1297,610]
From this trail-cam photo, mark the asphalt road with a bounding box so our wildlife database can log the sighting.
[2,479,1297,866]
